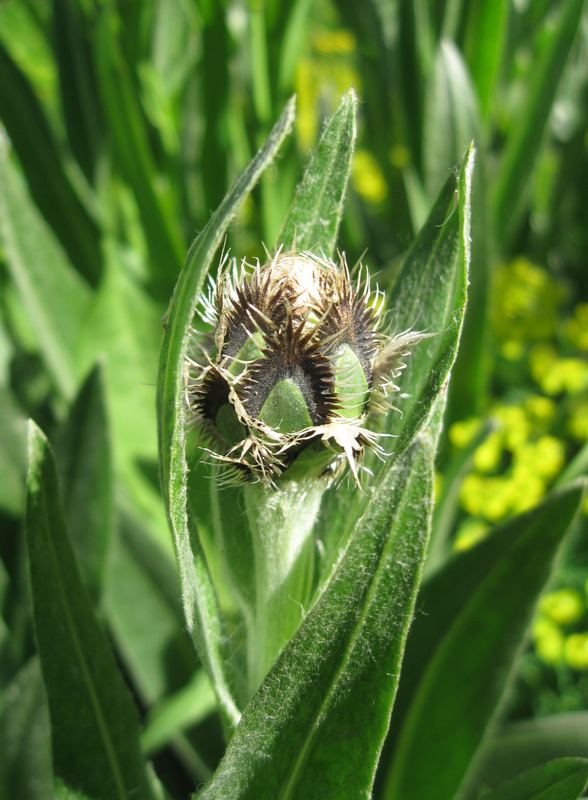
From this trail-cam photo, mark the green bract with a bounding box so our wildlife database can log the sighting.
[188,249,426,485]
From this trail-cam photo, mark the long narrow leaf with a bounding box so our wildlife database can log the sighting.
[382,480,586,800]
[157,96,296,727]
[279,88,357,256]
[197,433,434,799]
[25,422,154,800]
[0,39,101,284]
[491,0,584,250]
[95,6,184,295]
[0,149,92,400]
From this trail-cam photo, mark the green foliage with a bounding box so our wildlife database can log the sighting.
[0,1,587,799]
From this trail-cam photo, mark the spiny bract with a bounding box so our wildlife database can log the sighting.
[186,248,426,486]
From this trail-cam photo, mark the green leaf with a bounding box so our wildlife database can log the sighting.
[315,146,474,594]
[0,148,92,400]
[196,433,434,800]
[157,96,296,727]
[381,480,586,800]
[474,713,588,788]
[52,0,103,181]
[104,505,200,707]
[478,759,588,800]
[141,669,217,756]
[385,143,474,447]
[0,39,101,285]
[279,88,357,256]
[95,5,184,295]
[25,421,155,800]
[0,657,53,800]
[463,0,510,121]
[54,363,113,604]
[423,40,480,200]
[0,387,27,516]
[491,0,584,251]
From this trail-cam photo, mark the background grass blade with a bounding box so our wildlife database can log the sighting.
[54,363,113,605]
[491,0,584,250]
[279,88,357,255]
[52,0,102,183]
[157,96,296,728]
[25,421,155,800]
[0,39,101,285]
[95,5,185,295]
[478,758,588,800]
[381,480,586,800]
[0,149,92,400]
[423,40,479,200]
[196,434,434,800]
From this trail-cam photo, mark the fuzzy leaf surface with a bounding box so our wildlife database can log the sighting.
[382,480,586,800]
[196,433,434,800]
[25,422,154,800]
[385,143,474,448]
[157,96,296,726]
[279,88,357,256]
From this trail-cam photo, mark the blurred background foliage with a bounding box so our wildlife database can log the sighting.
[0,0,588,796]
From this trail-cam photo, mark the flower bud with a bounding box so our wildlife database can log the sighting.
[187,249,425,485]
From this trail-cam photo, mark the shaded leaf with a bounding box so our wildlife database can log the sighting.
[474,713,588,788]
[25,421,154,800]
[478,758,588,800]
[0,657,52,800]
[55,363,113,604]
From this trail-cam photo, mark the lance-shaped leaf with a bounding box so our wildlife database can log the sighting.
[196,433,434,800]
[25,421,155,800]
[279,88,357,256]
[381,479,586,800]
[385,143,474,448]
[157,97,296,727]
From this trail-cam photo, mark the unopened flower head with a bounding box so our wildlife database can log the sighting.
[186,248,426,486]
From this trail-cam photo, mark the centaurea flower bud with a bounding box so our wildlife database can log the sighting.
[187,248,425,485]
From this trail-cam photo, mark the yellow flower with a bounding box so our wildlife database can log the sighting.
[564,633,588,670]
[540,589,584,626]
[533,616,564,665]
